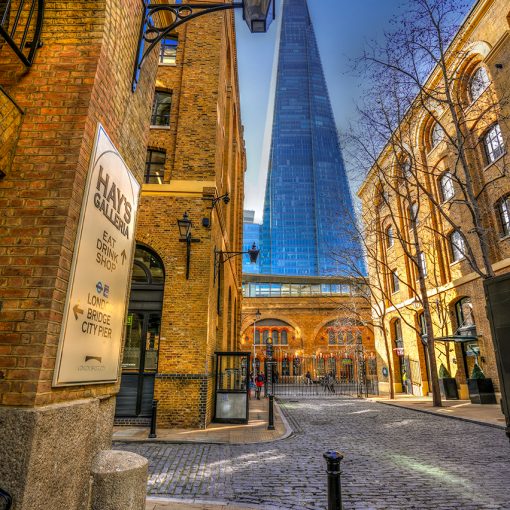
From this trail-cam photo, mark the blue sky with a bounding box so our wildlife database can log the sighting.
[235,0,405,222]
[235,0,472,222]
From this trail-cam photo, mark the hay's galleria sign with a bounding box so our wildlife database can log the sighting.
[53,124,140,386]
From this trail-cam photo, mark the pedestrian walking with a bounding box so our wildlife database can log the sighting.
[249,376,256,399]
[305,371,312,385]
[255,372,265,400]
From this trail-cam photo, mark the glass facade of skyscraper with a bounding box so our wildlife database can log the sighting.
[243,210,261,274]
[260,0,364,276]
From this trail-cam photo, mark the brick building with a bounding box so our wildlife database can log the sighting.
[0,0,246,508]
[241,274,376,385]
[116,6,246,429]
[358,0,510,399]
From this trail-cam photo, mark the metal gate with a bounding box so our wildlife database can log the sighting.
[264,353,379,398]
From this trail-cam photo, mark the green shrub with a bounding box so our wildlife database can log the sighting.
[438,364,451,378]
[470,364,485,379]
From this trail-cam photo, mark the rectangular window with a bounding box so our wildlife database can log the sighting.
[499,197,510,237]
[159,38,178,65]
[484,124,505,164]
[450,231,465,262]
[419,251,427,277]
[145,149,166,184]
[151,91,172,127]
[391,270,400,293]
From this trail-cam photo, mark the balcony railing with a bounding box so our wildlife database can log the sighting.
[0,0,44,67]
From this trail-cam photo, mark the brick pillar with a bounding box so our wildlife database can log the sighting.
[0,2,157,509]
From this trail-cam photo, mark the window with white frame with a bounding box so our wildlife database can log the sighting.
[484,123,505,164]
[386,225,394,248]
[391,269,400,293]
[469,67,490,102]
[431,122,444,148]
[159,37,178,65]
[439,172,455,202]
[419,251,427,277]
[450,230,466,262]
[497,195,510,237]
[410,202,418,223]
[401,158,412,179]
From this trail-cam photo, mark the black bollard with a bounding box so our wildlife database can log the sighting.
[323,450,343,510]
[148,399,158,439]
[267,395,275,430]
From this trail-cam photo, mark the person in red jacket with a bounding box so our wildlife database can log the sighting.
[255,373,265,400]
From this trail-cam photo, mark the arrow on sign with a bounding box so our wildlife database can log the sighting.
[73,304,84,320]
[121,249,127,265]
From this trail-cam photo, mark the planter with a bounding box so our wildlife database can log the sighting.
[439,377,458,400]
[468,378,497,404]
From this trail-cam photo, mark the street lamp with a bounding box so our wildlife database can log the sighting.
[253,308,261,377]
[133,0,275,90]
[214,243,260,282]
[177,212,200,279]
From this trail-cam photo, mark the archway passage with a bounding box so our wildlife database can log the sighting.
[115,245,165,421]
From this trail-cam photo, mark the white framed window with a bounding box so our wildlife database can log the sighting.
[159,37,178,65]
[419,251,427,277]
[450,230,466,262]
[440,172,455,202]
[470,67,490,102]
[386,225,394,248]
[401,159,412,179]
[410,202,418,223]
[484,123,505,164]
[391,269,400,293]
[431,123,444,148]
[497,195,510,237]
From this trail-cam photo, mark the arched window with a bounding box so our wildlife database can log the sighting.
[345,331,354,345]
[401,158,412,179]
[262,330,269,344]
[255,330,261,345]
[328,329,336,345]
[393,319,403,346]
[131,245,165,284]
[449,230,465,262]
[281,330,288,345]
[469,66,490,102]
[483,123,505,164]
[409,202,418,223]
[496,194,510,237]
[391,269,400,293]
[272,329,279,344]
[455,297,475,330]
[439,172,455,202]
[431,122,444,149]
[386,225,394,248]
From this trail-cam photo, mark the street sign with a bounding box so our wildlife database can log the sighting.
[53,124,141,386]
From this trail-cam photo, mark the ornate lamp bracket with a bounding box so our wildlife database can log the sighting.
[132,1,242,91]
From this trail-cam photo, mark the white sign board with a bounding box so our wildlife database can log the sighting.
[53,124,141,386]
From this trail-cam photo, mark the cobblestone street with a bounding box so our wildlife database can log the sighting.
[115,398,510,509]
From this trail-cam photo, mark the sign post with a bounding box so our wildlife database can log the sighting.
[53,124,141,386]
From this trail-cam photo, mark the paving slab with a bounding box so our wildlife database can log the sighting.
[371,395,506,429]
[114,398,291,445]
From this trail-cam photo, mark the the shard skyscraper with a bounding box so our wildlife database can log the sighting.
[260,0,363,276]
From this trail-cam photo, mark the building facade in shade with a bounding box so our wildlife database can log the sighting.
[260,0,362,276]
[243,210,261,273]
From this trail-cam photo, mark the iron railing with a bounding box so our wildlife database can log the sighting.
[0,0,44,67]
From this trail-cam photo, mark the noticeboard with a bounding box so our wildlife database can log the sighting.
[52,124,141,386]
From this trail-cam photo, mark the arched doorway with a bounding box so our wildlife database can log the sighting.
[115,245,164,420]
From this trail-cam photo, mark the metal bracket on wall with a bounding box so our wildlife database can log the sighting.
[132,1,242,91]
[0,0,44,67]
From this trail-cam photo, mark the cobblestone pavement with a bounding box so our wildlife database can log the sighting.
[115,398,510,509]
